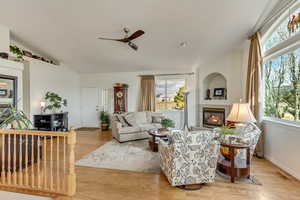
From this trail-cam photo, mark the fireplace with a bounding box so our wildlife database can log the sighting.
[203,107,225,128]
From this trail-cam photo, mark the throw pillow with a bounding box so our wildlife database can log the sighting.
[134,112,148,124]
[116,114,130,127]
[124,113,138,127]
[152,116,164,123]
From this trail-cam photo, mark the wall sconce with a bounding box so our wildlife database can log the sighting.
[40,101,46,114]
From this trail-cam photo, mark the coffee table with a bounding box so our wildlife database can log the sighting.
[148,130,169,152]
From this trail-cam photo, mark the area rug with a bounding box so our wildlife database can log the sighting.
[75,139,262,185]
[75,139,161,173]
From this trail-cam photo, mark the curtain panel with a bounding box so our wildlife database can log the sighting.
[139,75,156,112]
[246,32,264,158]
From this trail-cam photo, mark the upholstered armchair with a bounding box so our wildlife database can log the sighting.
[158,130,220,187]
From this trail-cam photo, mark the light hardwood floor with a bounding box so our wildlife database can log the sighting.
[3,129,300,200]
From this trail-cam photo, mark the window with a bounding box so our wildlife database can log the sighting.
[155,78,185,111]
[262,3,300,123]
[264,48,300,121]
[263,7,300,52]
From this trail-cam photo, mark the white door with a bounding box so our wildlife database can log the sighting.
[81,88,100,127]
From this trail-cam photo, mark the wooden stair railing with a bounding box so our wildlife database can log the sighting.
[0,128,76,196]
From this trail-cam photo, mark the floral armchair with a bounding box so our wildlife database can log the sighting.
[158,129,220,187]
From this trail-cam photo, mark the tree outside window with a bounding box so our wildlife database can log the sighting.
[155,79,185,111]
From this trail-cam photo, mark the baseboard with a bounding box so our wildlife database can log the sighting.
[264,155,300,181]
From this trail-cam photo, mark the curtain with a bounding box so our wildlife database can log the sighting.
[246,32,264,158]
[139,75,156,111]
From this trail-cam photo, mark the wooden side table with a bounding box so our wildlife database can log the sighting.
[217,143,251,183]
[148,131,168,152]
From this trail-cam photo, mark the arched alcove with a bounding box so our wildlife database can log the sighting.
[202,72,227,101]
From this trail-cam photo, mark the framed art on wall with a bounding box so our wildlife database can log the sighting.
[213,88,225,97]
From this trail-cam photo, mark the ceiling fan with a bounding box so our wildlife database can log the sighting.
[98,28,145,51]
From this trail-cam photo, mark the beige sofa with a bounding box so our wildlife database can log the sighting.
[112,111,163,142]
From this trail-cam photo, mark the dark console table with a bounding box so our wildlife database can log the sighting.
[33,112,68,132]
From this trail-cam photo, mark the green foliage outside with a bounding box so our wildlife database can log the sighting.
[263,17,300,122]
[264,50,300,121]
[0,105,32,129]
[161,118,175,129]
[174,87,186,110]
[44,92,67,112]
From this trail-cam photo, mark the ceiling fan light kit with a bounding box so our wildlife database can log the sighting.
[98,28,145,51]
[128,42,138,51]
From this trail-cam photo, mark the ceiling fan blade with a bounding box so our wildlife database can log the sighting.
[97,37,124,42]
[125,30,145,42]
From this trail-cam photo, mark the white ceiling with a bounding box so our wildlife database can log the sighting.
[0,0,272,73]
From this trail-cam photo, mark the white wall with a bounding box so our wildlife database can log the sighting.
[25,58,81,128]
[197,49,245,105]
[263,120,300,180]
[0,25,9,53]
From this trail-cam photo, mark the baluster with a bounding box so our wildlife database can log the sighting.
[31,134,35,187]
[63,136,66,193]
[43,136,47,190]
[50,136,53,190]
[67,128,76,196]
[13,134,17,185]
[1,134,5,184]
[56,136,60,191]
[25,134,28,186]
[7,134,11,185]
[19,135,23,186]
[37,136,40,188]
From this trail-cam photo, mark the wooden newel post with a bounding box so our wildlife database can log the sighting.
[67,127,77,196]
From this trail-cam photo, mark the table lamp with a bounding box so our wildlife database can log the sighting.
[226,103,256,130]
[40,101,46,114]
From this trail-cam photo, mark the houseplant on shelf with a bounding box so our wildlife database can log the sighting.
[9,45,24,61]
[161,118,175,130]
[100,111,110,131]
[44,92,67,113]
[0,105,32,130]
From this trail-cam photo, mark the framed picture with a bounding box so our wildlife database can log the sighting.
[213,88,225,97]
[0,89,7,96]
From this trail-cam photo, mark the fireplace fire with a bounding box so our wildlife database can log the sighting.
[203,107,225,128]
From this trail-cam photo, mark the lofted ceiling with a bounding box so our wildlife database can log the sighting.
[0,0,273,73]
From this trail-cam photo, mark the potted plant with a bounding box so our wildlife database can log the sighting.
[161,118,175,130]
[217,126,238,160]
[100,111,110,131]
[0,105,32,130]
[44,92,67,113]
[10,45,24,61]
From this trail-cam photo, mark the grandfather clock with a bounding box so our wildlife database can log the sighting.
[113,85,128,113]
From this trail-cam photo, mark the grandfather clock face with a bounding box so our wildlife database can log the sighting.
[116,91,123,98]
[114,87,127,113]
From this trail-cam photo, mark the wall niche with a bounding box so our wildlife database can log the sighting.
[203,72,227,101]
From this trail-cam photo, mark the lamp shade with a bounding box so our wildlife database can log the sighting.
[40,101,46,108]
[226,103,256,123]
